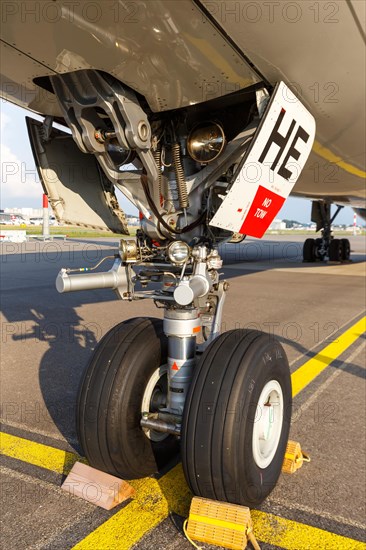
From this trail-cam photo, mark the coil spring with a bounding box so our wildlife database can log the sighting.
[172,142,189,209]
[153,146,162,198]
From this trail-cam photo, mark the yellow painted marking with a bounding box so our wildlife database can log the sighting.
[0,432,364,549]
[0,431,84,474]
[291,316,366,397]
[73,465,192,550]
[313,140,366,179]
[0,432,191,549]
[252,510,365,549]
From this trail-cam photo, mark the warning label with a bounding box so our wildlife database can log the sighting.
[239,185,286,238]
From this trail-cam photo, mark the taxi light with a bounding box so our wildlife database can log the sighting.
[167,241,190,265]
[187,121,225,163]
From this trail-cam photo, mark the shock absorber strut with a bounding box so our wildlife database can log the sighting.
[163,308,200,415]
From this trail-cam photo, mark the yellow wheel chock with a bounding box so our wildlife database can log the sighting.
[282,440,311,474]
[184,497,261,550]
[183,443,311,549]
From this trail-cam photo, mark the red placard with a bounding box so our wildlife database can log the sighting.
[239,185,285,238]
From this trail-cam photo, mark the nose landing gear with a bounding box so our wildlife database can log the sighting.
[63,240,292,506]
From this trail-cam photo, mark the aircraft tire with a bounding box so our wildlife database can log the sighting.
[76,317,179,478]
[341,238,351,261]
[303,238,316,262]
[181,329,292,507]
[329,239,343,262]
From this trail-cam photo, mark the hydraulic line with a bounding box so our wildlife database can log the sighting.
[172,142,189,209]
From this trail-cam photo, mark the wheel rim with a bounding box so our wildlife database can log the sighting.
[252,380,284,469]
[141,365,169,442]
[315,239,325,260]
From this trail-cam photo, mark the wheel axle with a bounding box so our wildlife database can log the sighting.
[141,412,182,436]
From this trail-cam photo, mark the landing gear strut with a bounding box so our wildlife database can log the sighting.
[58,237,292,507]
[303,201,351,262]
[52,72,294,507]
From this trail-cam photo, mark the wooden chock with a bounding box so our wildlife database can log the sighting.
[61,461,135,510]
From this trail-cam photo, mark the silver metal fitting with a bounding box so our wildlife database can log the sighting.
[192,245,208,262]
[164,308,200,415]
[140,412,181,436]
[174,275,210,306]
[167,335,196,414]
[207,249,223,270]
[164,308,201,337]
[55,259,128,299]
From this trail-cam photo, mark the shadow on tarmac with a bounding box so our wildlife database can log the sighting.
[1,238,364,455]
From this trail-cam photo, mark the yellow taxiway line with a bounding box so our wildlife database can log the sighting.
[0,432,363,550]
[73,465,191,550]
[0,431,84,475]
[1,314,365,549]
[251,510,365,550]
[291,315,366,397]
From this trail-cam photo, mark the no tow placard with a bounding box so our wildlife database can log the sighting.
[210,81,316,238]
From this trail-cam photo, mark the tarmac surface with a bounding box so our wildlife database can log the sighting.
[1,234,365,550]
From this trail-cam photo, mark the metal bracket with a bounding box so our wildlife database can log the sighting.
[197,280,228,351]
[41,116,54,142]
[50,70,160,221]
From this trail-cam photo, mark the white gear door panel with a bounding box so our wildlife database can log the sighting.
[210,81,316,238]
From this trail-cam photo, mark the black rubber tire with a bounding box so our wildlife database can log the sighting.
[303,238,316,262]
[77,317,179,479]
[341,238,351,261]
[181,330,292,507]
[329,239,343,261]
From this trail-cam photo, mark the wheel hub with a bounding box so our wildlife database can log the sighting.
[258,403,275,441]
[252,380,284,469]
[141,365,169,442]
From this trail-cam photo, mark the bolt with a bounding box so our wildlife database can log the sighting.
[138,121,149,142]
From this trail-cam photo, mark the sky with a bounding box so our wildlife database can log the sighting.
[0,100,357,224]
